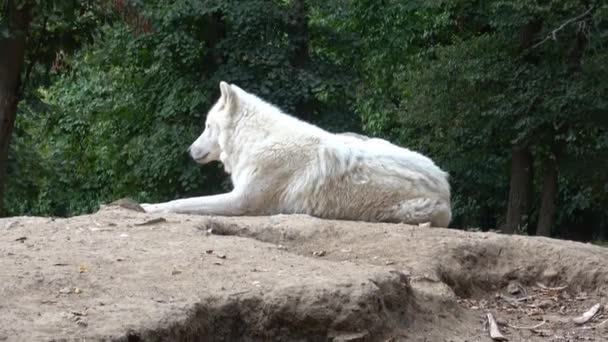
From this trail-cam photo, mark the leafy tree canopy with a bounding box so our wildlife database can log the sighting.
[4,0,607,241]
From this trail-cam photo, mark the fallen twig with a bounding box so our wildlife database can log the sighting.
[487,313,508,341]
[573,303,602,325]
[531,6,596,49]
[509,320,547,330]
[536,282,568,291]
[134,217,167,226]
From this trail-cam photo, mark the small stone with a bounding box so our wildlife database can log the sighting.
[542,267,559,280]
[75,318,88,327]
[507,281,521,295]
[171,270,182,275]
[312,250,326,257]
[331,330,369,342]
[59,287,72,294]
[216,253,226,259]
[106,198,145,212]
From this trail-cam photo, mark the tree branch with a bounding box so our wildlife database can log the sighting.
[530,5,596,50]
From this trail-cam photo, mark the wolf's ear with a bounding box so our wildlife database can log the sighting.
[219,81,231,100]
[219,81,238,112]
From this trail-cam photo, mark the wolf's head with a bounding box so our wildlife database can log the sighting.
[189,81,242,164]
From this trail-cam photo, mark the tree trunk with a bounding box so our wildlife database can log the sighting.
[536,156,558,236]
[536,8,588,236]
[504,147,533,234]
[288,0,315,121]
[0,1,31,215]
[503,20,543,234]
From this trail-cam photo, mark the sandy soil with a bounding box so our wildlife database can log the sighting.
[1,203,607,341]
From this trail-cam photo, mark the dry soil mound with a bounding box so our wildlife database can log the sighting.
[1,206,607,341]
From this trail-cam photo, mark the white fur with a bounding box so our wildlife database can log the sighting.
[141,82,452,227]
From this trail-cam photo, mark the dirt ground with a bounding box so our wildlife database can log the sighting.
[1,203,607,341]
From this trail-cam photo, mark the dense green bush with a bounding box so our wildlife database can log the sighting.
[5,0,607,241]
[6,0,357,216]
[343,0,608,238]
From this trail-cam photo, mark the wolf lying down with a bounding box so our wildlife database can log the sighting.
[141,82,452,227]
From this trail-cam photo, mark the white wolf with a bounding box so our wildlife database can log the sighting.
[141,82,452,227]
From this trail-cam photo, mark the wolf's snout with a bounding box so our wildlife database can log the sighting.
[190,146,210,163]
[189,145,208,161]
[196,152,210,161]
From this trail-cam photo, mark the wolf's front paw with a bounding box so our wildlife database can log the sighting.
[140,203,164,213]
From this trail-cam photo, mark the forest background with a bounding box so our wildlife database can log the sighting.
[1,0,607,241]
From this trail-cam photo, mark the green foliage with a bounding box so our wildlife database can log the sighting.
[343,0,608,236]
[7,0,357,216]
[5,0,608,241]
